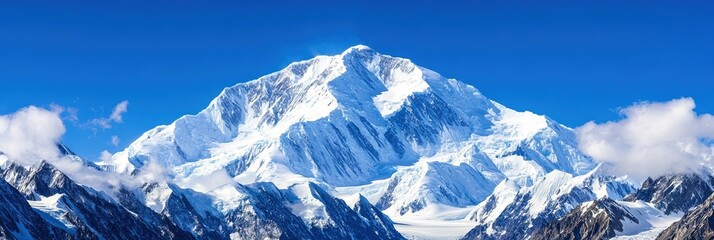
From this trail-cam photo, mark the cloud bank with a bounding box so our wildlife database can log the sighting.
[576,98,714,182]
[0,106,66,165]
[0,106,145,194]
[0,107,118,191]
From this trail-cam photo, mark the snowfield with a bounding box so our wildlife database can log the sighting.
[393,218,477,240]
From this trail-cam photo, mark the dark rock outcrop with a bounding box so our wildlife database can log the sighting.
[624,173,713,214]
[530,199,637,240]
[0,178,69,240]
[656,192,714,240]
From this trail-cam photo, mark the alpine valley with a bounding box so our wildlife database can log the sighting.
[2,45,712,240]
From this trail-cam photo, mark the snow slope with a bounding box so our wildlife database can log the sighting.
[612,200,683,239]
[27,194,76,231]
[529,173,713,240]
[392,218,477,240]
[463,165,636,239]
[529,198,680,240]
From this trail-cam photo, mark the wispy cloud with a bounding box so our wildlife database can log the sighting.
[109,100,128,123]
[111,135,120,147]
[100,150,113,162]
[576,97,714,182]
[49,103,79,123]
[87,100,129,130]
[49,103,64,114]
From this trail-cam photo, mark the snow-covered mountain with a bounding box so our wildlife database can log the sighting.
[0,159,194,240]
[0,150,405,240]
[527,173,714,240]
[530,198,678,240]
[158,179,406,240]
[2,45,670,239]
[100,45,597,223]
[0,176,70,240]
[623,173,714,215]
[461,166,636,239]
[657,191,714,239]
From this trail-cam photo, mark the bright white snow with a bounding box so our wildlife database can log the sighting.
[612,200,683,239]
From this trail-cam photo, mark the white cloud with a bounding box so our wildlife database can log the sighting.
[49,103,64,114]
[88,118,112,129]
[176,169,236,193]
[51,155,128,194]
[135,160,172,184]
[576,98,714,182]
[49,103,79,123]
[111,135,120,147]
[64,107,79,122]
[109,100,128,123]
[87,100,129,130]
[0,106,66,165]
[100,150,113,162]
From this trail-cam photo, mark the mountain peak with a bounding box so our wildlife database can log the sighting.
[340,44,379,62]
[343,44,373,53]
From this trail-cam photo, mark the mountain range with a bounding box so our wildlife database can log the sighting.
[1,45,712,239]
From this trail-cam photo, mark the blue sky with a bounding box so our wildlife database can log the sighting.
[1,1,713,160]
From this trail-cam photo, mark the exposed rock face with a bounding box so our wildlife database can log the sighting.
[656,192,714,240]
[523,173,714,240]
[145,180,406,240]
[461,167,635,240]
[1,161,192,240]
[624,173,714,214]
[0,157,406,240]
[353,195,404,240]
[530,199,637,240]
[481,186,593,239]
[0,178,69,240]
